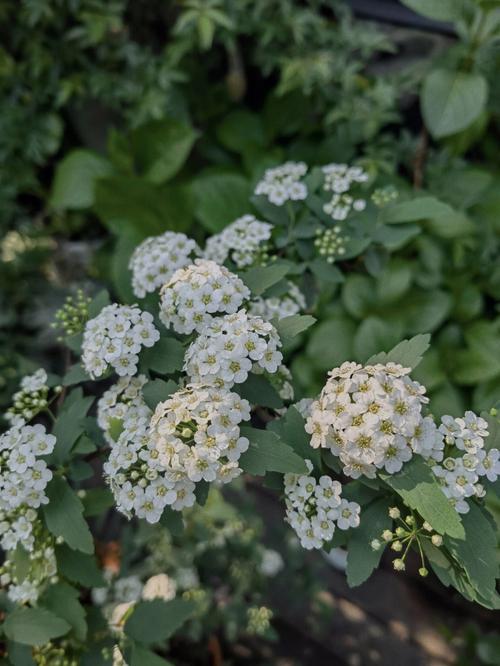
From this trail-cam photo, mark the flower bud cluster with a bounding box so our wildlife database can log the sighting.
[254,161,308,206]
[52,289,91,338]
[184,310,283,388]
[284,460,360,550]
[203,215,272,268]
[371,185,398,207]
[247,606,273,635]
[159,259,250,335]
[82,304,160,378]
[322,163,368,221]
[5,369,57,427]
[432,412,498,514]
[305,362,432,479]
[129,231,200,298]
[314,226,348,263]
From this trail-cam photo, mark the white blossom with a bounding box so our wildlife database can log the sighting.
[203,215,272,268]
[249,282,305,321]
[82,304,160,379]
[159,259,250,335]
[142,573,176,601]
[97,375,150,445]
[322,163,368,221]
[184,310,283,389]
[129,231,200,298]
[254,162,308,206]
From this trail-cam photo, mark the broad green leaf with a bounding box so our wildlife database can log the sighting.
[306,316,356,370]
[237,373,283,409]
[376,261,413,304]
[41,582,87,641]
[4,608,70,647]
[367,334,430,369]
[380,197,453,224]
[88,290,111,318]
[51,150,113,210]
[401,0,472,21]
[6,642,35,666]
[342,275,375,319]
[275,314,316,342]
[82,488,115,517]
[140,336,184,375]
[108,417,124,442]
[63,363,88,386]
[353,317,402,362]
[242,263,289,297]
[159,508,184,536]
[190,172,251,232]
[452,321,500,385]
[142,379,178,411]
[125,599,195,645]
[130,119,198,184]
[405,290,452,333]
[422,69,488,139]
[239,427,308,475]
[55,546,105,587]
[130,645,174,666]
[216,110,266,154]
[381,458,464,538]
[346,498,392,587]
[52,389,94,463]
[268,406,321,470]
[44,478,94,554]
[12,544,31,583]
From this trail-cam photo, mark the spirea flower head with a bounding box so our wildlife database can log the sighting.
[97,375,150,445]
[322,163,368,221]
[284,460,360,550]
[305,362,431,479]
[254,161,308,206]
[0,424,55,512]
[249,283,305,321]
[159,259,250,335]
[82,304,160,379]
[129,231,200,298]
[203,215,273,268]
[183,310,283,388]
[432,411,498,514]
[5,369,52,426]
[149,384,251,491]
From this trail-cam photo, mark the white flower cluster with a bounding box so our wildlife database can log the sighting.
[284,460,360,550]
[204,215,272,268]
[184,310,283,388]
[159,259,250,335]
[0,424,55,513]
[254,161,308,206]
[432,412,498,514]
[97,375,150,445]
[0,519,57,604]
[322,163,368,221]
[305,362,432,479]
[129,231,200,298]
[5,369,50,427]
[149,385,251,492]
[82,304,160,378]
[249,283,305,321]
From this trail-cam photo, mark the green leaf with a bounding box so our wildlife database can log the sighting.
[43,477,94,554]
[130,119,198,184]
[55,546,105,587]
[241,263,289,297]
[129,645,174,666]
[216,110,266,154]
[444,503,498,602]
[12,544,31,583]
[401,0,472,21]
[239,427,308,475]
[268,406,321,470]
[422,69,488,139]
[381,458,464,538]
[63,363,88,386]
[82,488,115,517]
[405,290,452,333]
[236,373,283,409]
[4,608,70,647]
[275,314,316,342]
[6,642,35,666]
[353,317,402,362]
[50,150,113,210]
[52,390,94,464]
[367,334,431,369]
[452,322,500,385]
[142,379,178,411]
[190,172,251,232]
[108,417,124,443]
[346,498,392,587]
[40,582,87,641]
[88,290,111,318]
[306,316,356,371]
[140,336,185,375]
[124,599,195,645]
[342,275,375,319]
[380,197,453,224]
[159,508,184,536]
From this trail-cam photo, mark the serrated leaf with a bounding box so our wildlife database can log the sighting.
[41,582,87,641]
[275,314,316,342]
[268,406,320,470]
[381,458,464,538]
[239,427,308,475]
[346,497,392,587]
[4,608,70,647]
[140,337,184,375]
[124,599,195,645]
[190,172,251,233]
[242,263,290,297]
[55,546,105,587]
[142,379,178,411]
[380,197,453,224]
[367,334,430,370]
[44,478,94,554]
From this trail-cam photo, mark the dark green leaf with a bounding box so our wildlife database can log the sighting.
[275,314,316,342]
[55,546,105,587]
[124,599,195,645]
[380,197,453,224]
[140,337,185,375]
[236,373,283,409]
[268,406,320,470]
[241,263,289,297]
[43,478,94,554]
[143,379,178,411]
[190,172,251,232]
[239,427,308,475]
[40,582,87,641]
[82,488,115,517]
[4,608,70,647]
[51,150,113,210]
[367,334,431,369]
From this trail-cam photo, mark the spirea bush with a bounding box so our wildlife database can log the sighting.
[1,161,499,663]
